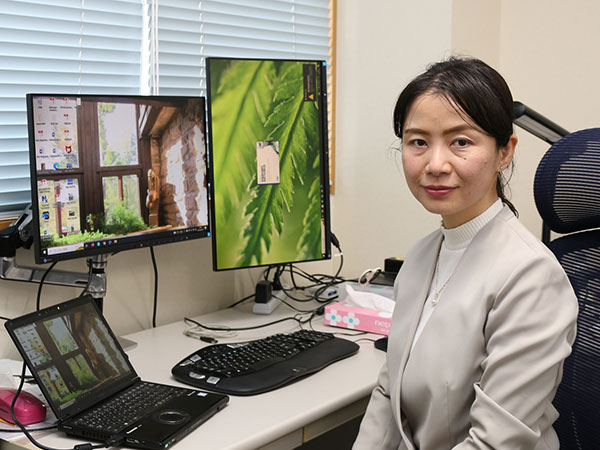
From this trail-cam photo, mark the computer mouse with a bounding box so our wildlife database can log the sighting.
[0,388,47,425]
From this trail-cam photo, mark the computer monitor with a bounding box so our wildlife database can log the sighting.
[206,57,332,273]
[26,94,210,264]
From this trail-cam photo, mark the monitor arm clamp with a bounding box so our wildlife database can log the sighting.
[0,205,107,304]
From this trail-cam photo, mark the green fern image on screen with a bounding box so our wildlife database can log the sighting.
[210,59,325,269]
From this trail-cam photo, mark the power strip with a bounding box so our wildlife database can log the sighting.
[252,294,281,315]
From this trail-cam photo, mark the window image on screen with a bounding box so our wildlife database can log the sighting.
[26,94,210,264]
[206,58,332,272]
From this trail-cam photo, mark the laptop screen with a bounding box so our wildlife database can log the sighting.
[6,296,137,418]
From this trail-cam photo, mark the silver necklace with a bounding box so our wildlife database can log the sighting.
[432,247,452,305]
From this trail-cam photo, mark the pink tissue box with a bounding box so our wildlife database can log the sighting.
[324,301,392,336]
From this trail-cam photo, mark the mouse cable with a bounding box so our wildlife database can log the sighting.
[150,246,158,328]
[0,425,57,432]
[10,362,123,450]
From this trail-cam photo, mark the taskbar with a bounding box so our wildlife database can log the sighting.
[40,226,209,262]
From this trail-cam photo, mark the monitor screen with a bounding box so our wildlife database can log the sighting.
[27,94,210,264]
[206,57,331,271]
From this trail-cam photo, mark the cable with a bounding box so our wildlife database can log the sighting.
[150,246,158,328]
[10,362,121,450]
[36,261,57,311]
[249,237,348,306]
[276,233,349,303]
[306,233,346,302]
[227,292,256,308]
[270,291,330,314]
[183,313,314,334]
[0,425,56,432]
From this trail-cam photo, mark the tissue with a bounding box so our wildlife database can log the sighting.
[344,284,395,313]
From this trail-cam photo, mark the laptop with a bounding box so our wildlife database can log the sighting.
[5,295,229,449]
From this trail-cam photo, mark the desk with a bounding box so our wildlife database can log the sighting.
[3,300,385,450]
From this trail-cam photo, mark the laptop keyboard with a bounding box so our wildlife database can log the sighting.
[72,382,184,433]
[172,329,360,395]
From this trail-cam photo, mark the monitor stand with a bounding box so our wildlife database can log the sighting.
[0,253,137,351]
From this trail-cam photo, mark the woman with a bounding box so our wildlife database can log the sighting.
[352,57,578,450]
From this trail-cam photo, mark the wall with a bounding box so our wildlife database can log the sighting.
[332,0,453,279]
[450,0,600,240]
[332,0,600,281]
[498,0,600,239]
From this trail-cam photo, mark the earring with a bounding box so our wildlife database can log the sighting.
[498,165,504,171]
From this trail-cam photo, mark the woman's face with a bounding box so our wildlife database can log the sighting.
[401,93,516,228]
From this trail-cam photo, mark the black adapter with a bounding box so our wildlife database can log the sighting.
[255,280,273,303]
[384,257,404,275]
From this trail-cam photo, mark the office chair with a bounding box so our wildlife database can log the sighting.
[533,127,600,450]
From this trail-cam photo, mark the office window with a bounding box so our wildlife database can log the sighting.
[0,0,334,221]
[0,0,144,219]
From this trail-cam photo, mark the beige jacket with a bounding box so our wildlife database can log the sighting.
[353,207,578,450]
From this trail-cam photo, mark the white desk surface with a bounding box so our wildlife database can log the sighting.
[5,300,385,450]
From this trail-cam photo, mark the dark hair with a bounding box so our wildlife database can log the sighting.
[393,56,517,215]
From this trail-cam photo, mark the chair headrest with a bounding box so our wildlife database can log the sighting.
[534,128,600,234]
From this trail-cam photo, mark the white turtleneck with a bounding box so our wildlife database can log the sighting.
[410,199,504,352]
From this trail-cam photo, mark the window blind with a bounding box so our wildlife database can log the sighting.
[0,0,144,217]
[152,0,331,96]
[0,0,331,217]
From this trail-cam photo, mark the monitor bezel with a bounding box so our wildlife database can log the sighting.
[205,57,332,272]
[26,93,211,265]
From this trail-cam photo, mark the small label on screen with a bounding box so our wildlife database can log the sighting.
[303,64,316,101]
[256,141,280,185]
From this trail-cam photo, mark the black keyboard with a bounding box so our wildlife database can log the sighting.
[72,382,183,432]
[171,329,359,395]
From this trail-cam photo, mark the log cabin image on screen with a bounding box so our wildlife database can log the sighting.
[13,301,130,408]
[31,96,208,258]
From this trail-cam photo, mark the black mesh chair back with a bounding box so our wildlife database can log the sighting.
[534,128,600,450]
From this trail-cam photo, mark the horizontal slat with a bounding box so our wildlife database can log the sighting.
[0,194,31,214]
[0,152,29,168]
[0,164,30,179]
[0,125,28,139]
[158,25,329,45]
[0,111,26,126]
[0,98,27,112]
[0,177,30,192]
